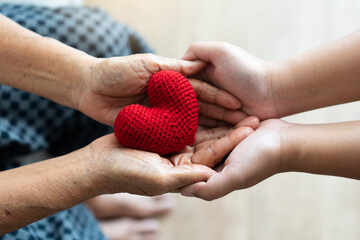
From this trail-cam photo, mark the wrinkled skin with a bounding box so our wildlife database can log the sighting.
[87,117,259,197]
[78,53,246,127]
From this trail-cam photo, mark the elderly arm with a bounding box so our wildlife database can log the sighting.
[0,134,216,234]
[0,14,94,110]
[0,14,245,126]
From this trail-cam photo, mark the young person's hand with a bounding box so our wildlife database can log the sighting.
[182,119,360,201]
[183,42,278,119]
[181,119,285,200]
[183,32,360,119]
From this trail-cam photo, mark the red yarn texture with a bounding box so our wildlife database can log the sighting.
[114,70,198,155]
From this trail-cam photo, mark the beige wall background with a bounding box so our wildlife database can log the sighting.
[85,1,360,239]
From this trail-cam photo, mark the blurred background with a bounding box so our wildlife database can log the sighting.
[85,1,360,239]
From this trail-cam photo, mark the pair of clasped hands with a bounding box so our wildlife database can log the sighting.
[83,42,283,201]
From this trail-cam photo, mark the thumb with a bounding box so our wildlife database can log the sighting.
[165,164,216,191]
[192,127,254,168]
[139,53,206,77]
[182,41,227,63]
[179,59,206,76]
[180,166,238,201]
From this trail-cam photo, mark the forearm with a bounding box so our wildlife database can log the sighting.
[0,148,102,234]
[0,15,98,109]
[273,30,360,116]
[282,121,360,179]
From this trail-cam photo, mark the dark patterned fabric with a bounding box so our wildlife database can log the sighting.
[2,205,105,240]
[0,3,153,239]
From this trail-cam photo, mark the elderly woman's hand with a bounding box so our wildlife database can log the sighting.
[87,133,214,196]
[0,16,245,128]
[86,116,258,196]
[77,54,246,126]
[0,116,257,234]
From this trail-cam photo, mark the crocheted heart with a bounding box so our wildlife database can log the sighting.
[114,70,198,155]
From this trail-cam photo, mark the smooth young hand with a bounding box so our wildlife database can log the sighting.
[183,33,360,119]
[181,119,286,200]
[183,42,279,120]
[181,118,360,200]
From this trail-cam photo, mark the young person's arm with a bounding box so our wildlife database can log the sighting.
[182,120,360,200]
[275,30,360,117]
[182,30,360,119]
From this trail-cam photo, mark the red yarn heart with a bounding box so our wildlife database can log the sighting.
[114,70,198,155]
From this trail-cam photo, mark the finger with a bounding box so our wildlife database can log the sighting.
[198,116,228,128]
[192,127,253,167]
[234,116,260,130]
[198,101,248,125]
[190,78,241,109]
[180,165,239,200]
[169,151,193,166]
[182,41,227,63]
[188,64,216,84]
[136,53,206,78]
[165,164,216,191]
[199,115,260,132]
[195,126,231,144]
[145,53,207,76]
[179,60,207,76]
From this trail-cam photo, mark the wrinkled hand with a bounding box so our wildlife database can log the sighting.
[181,119,287,201]
[87,117,258,196]
[183,42,279,120]
[78,53,245,126]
